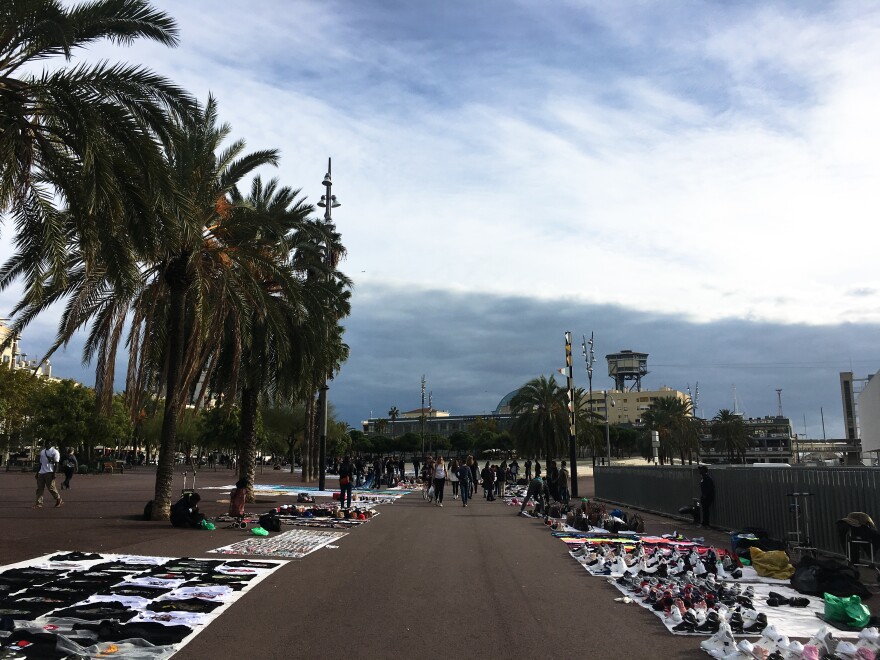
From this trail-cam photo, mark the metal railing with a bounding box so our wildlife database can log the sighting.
[594,465,880,556]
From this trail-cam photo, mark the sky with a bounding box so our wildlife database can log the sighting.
[3,0,880,438]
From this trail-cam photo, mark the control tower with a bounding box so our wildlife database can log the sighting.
[606,350,649,391]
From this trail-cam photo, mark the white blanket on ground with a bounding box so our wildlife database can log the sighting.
[605,574,858,640]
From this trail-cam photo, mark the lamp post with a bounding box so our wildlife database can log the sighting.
[316,158,340,492]
[604,390,615,465]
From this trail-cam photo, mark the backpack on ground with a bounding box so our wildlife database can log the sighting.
[259,512,281,532]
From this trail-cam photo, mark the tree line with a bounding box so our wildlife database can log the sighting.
[507,376,752,464]
[0,1,350,518]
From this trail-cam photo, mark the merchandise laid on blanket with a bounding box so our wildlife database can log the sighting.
[519,498,880,658]
[214,503,380,532]
[201,483,410,502]
[0,551,284,660]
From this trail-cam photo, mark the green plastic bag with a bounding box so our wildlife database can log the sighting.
[200,520,216,531]
[824,593,871,629]
[251,526,269,536]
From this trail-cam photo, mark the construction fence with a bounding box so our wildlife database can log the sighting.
[593,465,880,557]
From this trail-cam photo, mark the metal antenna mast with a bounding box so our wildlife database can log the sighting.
[776,389,784,417]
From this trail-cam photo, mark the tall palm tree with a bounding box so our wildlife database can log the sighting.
[388,406,399,440]
[0,0,194,286]
[509,375,568,460]
[642,396,699,465]
[138,98,283,519]
[209,177,350,500]
[711,409,749,463]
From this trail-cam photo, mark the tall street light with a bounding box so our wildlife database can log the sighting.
[316,158,340,492]
[604,390,615,465]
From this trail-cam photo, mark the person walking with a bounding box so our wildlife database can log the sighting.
[519,474,544,514]
[372,456,383,490]
[496,459,507,499]
[547,460,559,501]
[61,447,78,490]
[432,457,448,507]
[525,458,532,480]
[449,459,460,500]
[338,456,354,509]
[34,440,63,508]
[413,456,421,481]
[467,455,478,498]
[558,461,570,504]
[457,460,472,507]
[699,465,715,527]
[534,460,542,479]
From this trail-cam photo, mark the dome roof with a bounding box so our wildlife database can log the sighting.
[494,389,520,414]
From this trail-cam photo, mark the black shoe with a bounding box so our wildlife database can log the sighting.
[672,619,695,632]
[695,611,721,633]
[742,612,767,633]
[728,611,744,632]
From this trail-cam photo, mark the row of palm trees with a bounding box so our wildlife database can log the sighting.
[508,376,751,464]
[0,1,350,518]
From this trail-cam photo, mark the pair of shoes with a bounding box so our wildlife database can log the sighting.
[55,499,63,507]
[437,503,443,507]
[33,503,43,508]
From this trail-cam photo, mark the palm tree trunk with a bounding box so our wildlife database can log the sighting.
[238,386,258,503]
[151,257,190,521]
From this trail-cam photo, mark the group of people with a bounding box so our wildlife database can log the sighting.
[517,460,572,514]
[419,455,481,507]
[414,455,571,511]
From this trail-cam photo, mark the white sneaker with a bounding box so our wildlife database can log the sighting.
[438,503,443,507]
[755,624,784,652]
[857,628,880,653]
[784,640,804,659]
[701,622,737,657]
[665,609,683,625]
[736,640,754,656]
[835,641,859,658]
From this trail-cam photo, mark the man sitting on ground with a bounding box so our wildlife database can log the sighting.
[171,492,206,528]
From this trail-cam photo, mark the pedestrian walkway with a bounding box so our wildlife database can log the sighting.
[0,468,708,658]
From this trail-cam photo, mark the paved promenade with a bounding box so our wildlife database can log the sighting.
[0,466,729,659]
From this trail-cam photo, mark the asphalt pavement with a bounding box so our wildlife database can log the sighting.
[0,465,733,659]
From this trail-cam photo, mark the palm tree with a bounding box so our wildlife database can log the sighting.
[509,375,568,460]
[0,0,194,285]
[375,419,388,437]
[642,396,700,465]
[388,406,399,440]
[711,409,749,463]
[143,98,287,518]
[204,176,333,501]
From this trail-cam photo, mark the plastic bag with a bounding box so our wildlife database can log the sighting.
[251,526,269,536]
[427,486,434,498]
[824,593,871,629]
[200,520,216,530]
[749,546,794,579]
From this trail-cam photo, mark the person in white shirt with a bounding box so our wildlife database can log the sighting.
[432,457,447,507]
[34,440,63,508]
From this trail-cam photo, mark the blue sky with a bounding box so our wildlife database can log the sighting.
[3,1,880,438]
